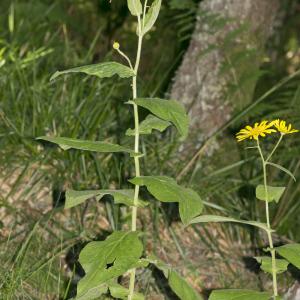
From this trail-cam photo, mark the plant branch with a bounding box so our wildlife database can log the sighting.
[266,133,283,162]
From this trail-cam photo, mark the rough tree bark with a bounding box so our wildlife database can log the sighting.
[171,0,281,148]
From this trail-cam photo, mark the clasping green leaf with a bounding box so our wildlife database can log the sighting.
[37,136,137,156]
[256,185,286,203]
[188,215,271,232]
[144,255,203,300]
[142,0,162,34]
[50,62,135,81]
[127,0,143,16]
[65,189,148,209]
[266,161,296,181]
[126,114,171,136]
[129,176,203,225]
[275,243,300,269]
[76,231,143,299]
[254,256,289,274]
[133,98,189,139]
[109,282,144,300]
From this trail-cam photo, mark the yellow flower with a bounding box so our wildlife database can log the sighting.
[272,119,299,135]
[236,120,276,142]
[113,41,120,50]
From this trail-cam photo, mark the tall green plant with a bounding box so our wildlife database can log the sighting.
[189,119,300,299]
[38,1,204,299]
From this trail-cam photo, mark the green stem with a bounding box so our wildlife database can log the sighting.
[257,139,278,298]
[128,15,143,300]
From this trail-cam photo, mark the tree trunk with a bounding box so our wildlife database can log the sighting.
[171,0,281,147]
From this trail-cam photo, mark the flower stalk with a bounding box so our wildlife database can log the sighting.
[257,139,278,298]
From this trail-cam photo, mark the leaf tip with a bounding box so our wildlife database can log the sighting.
[50,71,61,81]
[36,136,46,141]
[64,202,73,209]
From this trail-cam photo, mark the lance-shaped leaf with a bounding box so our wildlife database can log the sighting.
[169,271,203,300]
[254,256,289,274]
[65,189,148,209]
[132,98,189,139]
[76,231,143,300]
[179,189,204,226]
[129,176,203,225]
[275,243,300,269]
[145,255,203,300]
[256,185,286,203]
[127,0,142,16]
[142,0,162,34]
[37,136,137,156]
[266,162,296,182]
[188,215,270,232]
[209,290,271,300]
[126,114,171,136]
[50,62,135,81]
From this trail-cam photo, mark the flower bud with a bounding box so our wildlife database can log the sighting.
[113,42,120,50]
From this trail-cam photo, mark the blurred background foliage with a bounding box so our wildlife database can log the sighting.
[0,0,300,299]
